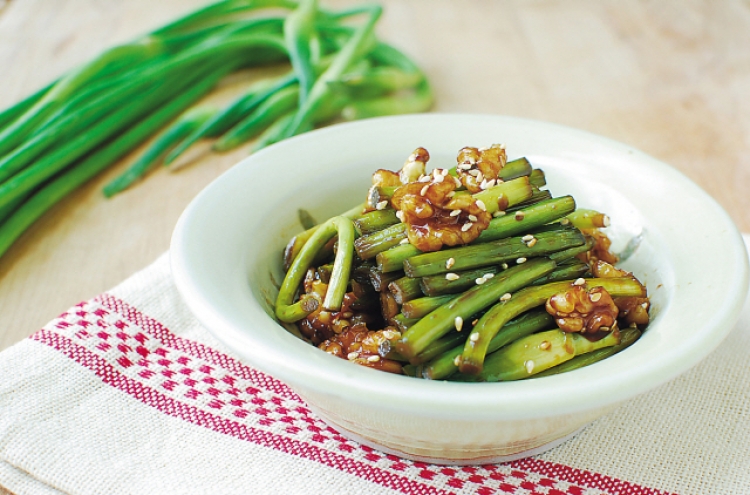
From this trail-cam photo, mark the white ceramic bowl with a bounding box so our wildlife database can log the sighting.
[170,114,748,464]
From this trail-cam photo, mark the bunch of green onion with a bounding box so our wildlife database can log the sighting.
[275,156,648,381]
[0,0,432,260]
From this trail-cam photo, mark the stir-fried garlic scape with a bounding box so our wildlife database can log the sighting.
[274,145,650,380]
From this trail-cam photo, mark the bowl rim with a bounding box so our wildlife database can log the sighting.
[171,113,749,420]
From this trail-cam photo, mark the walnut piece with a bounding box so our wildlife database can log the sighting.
[455,144,507,193]
[578,228,619,265]
[368,147,430,210]
[391,168,491,251]
[591,260,651,327]
[319,324,403,374]
[615,297,651,326]
[296,269,374,344]
[546,284,619,334]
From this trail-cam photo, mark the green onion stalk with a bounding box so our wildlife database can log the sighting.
[275,216,356,322]
[0,0,435,261]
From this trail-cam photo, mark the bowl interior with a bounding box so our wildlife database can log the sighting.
[171,114,748,420]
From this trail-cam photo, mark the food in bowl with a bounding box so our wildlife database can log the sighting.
[171,114,748,463]
[274,144,650,381]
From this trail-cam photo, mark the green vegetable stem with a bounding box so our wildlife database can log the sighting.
[0,0,434,262]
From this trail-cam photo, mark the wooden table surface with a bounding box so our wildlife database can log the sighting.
[0,1,749,493]
[1,0,749,350]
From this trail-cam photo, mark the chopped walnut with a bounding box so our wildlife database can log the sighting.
[296,269,373,344]
[591,259,629,278]
[400,147,430,183]
[319,324,403,374]
[367,148,430,211]
[455,144,507,193]
[578,229,619,265]
[546,284,619,334]
[615,297,651,326]
[591,260,651,327]
[371,169,402,189]
[391,169,491,251]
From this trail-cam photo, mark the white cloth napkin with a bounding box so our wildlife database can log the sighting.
[0,238,748,495]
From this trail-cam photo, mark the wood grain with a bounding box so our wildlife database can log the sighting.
[0,0,748,492]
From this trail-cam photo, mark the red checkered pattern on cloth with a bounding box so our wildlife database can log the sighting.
[27,293,672,495]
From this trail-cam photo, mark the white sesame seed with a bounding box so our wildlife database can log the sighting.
[468,169,479,176]
[347,352,359,360]
[524,360,535,374]
[468,214,478,222]
[376,200,388,210]
[501,263,509,269]
[449,209,461,217]
[522,234,534,242]
[480,179,488,190]
[475,199,486,211]
[396,210,405,222]
[527,238,538,248]
[367,355,381,362]
[475,277,487,285]
[445,273,460,281]
[399,238,410,245]
[441,169,449,176]
[590,292,602,302]
[458,163,472,170]
[493,211,506,218]
[419,174,431,183]
[515,211,525,221]
[420,184,429,196]
[382,330,398,339]
[603,215,611,227]
[573,278,586,286]
[470,333,479,342]
[434,173,444,183]
[500,293,512,301]
[454,316,464,331]
[600,326,610,332]
[453,355,462,366]
[641,302,649,309]
[461,222,473,232]
[539,341,551,350]
[447,191,456,197]
[478,146,489,152]
[445,257,456,269]
[560,218,570,225]
[483,273,494,279]
[516,257,527,264]
[485,179,496,188]
[476,171,484,183]
[453,177,462,187]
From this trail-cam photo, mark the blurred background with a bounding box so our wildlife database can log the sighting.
[0,0,748,352]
